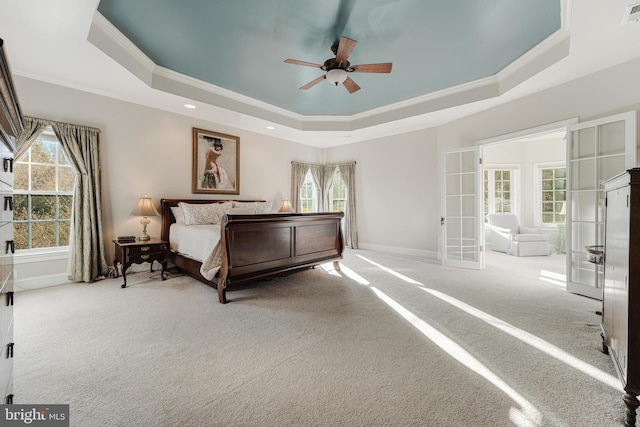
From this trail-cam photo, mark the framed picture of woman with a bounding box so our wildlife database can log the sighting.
[192,128,240,195]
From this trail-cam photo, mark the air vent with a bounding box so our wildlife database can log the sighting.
[622,3,640,25]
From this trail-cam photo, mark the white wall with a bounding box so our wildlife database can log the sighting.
[324,127,439,257]
[11,55,640,287]
[14,77,321,288]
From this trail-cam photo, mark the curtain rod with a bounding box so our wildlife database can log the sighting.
[291,160,356,165]
[25,115,101,133]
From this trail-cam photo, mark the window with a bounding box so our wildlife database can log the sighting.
[13,129,76,250]
[538,164,566,225]
[299,169,318,212]
[330,169,347,212]
[484,167,519,220]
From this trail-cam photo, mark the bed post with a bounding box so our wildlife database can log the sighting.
[216,217,229,303]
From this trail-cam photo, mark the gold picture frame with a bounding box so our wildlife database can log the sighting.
[192,127,240,195]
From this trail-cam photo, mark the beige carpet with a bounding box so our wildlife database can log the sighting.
[15,249,625,426]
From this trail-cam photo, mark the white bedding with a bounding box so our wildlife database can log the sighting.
[169,223,224,280]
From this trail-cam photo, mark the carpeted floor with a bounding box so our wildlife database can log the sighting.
[15,249,625,426]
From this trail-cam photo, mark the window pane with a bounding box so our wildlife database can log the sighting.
[31,222,57,248]
[14,163,28,190]
[13,195,28,221]
[13,132,76,251]
[58,166,75,191]
[31,195,56,220]
[539,167,566,224]
[30,140,57,164]
[59,195,73,219]
[59,221,71,246]
[31,165,56,191]
[14,222,28,250]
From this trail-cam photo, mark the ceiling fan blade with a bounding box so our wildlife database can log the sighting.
[343,76,360,94]
[336,37,357,62]
[284,59,324,69]
[350,63,393,73]
[300,75,326,90]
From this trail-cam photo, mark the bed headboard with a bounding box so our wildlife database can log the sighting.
[160,198,265,242]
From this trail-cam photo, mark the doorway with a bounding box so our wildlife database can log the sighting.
[481,129,567,281]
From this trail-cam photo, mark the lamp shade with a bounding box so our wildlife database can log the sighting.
[326,69,347,85]
[278,198,295,213]
[130,195,160,217]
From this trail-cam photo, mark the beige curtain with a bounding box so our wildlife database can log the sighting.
[290,160,358,248]
[290,161,309,212]
[338,162,358,248]
[308,164,324,209]
[322,165,336,212]
[16,116,109,282]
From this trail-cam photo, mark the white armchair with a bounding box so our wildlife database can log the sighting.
[486,213,551,257]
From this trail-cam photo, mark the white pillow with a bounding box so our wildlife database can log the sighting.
[178,202,231,225]
[170,206,185,224]
[229,207,255,214]
[232,201,273,214]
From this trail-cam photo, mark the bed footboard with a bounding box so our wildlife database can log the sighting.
[160,199,344,303]
[216,212,345,303]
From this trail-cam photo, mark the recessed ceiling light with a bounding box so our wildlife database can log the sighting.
[266,126,276,130]
[184,104,196,109]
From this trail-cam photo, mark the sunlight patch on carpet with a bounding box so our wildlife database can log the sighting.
[356,255,621,391]
[369,286,543,427]
[539,270,565,288]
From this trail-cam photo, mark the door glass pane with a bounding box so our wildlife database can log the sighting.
[446,175,461,195]
[599,155,625,182]
[571,159,596,190]
[461,195,475,217]
[572,128,596,159]
[461,151,475,172]
[446,195,461,217]
[598,120,625,156]
[446,153,461,173]
[571,191,596,221]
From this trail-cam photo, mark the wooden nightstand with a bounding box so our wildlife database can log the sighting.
[112,238,168,288]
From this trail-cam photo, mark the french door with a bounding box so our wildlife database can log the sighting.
[442,148,483,269]
[566,112,637,299]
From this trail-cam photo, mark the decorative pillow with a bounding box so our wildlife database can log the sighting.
[170,206,185,224]
[228,207,255,214]
[178,202,231,225]
[232,201,273,214]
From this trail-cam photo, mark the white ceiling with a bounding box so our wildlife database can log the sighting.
[2,0,640,147]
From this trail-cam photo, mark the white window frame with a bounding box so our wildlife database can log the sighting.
[534,161,566,227]
[483,164,520,220]
[13,129,74,254]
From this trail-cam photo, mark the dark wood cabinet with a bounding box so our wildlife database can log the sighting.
[602,168,640,426]
[112,238,168,288]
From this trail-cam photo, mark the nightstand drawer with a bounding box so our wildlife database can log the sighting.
[126,243,167,258]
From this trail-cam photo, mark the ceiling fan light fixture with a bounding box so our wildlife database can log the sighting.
[326,68,348,85]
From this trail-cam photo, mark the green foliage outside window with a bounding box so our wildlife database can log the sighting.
[13,134,75,250]
[541,167,566,224]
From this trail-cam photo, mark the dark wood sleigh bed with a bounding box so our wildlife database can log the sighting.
[160,199,345,303]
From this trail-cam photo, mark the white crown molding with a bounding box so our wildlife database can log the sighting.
[88,5,571,134]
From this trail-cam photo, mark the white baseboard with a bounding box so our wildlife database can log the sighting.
[15,273,71,292]
[356,243,438,260]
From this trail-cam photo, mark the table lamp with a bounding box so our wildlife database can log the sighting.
[278,198,295,213]
[130,194,160,241]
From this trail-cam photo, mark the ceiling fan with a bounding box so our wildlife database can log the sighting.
[284,37,392,94]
